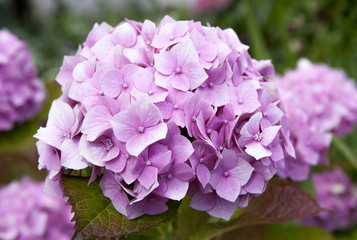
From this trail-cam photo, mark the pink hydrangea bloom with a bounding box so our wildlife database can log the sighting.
[0,29,46,131]
[300,169,357,232]
[275,59,357,181]
[35,16,294,220]
[0,177,74,240]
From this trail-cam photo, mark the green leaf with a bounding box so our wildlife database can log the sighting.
[172,196,211,240]
[265,224,335,240]
[189,178,324,240]
[62,175,179,240]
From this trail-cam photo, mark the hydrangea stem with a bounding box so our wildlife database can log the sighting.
[332,137,357,169]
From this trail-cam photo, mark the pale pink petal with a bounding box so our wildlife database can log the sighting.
[81,106,113,141]
[154,51,177,75]
[112,22,137,48]
[197,164,210,188]
[61,137,88,170]
[261,125,281,146]
[138,166,158,190]
[245,141,272,160]
[100,69,124,98]
[215,177,241,202]
[126,123,167,156]
[100,170,129,216]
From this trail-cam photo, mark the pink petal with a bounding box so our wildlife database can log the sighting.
[190,192,216,212]
[261,125,281,146]
[245,141,272,160]
[243,173,265,194]
[81,106,113,141]
[126,123,168,156]
[197,164,210,188]
[100,171,129,216]
[230,157,254,186]
[154,51,177,75]
[161,177,188,201]
[47,100,75,132]
[171,162,194,181]
[171,73,190,91]
[100,69,124,98]
[182,62,208,90]
[215,177,241,202]
[138,166,158,190]
[61,138,88,170]
[112,22,137,48]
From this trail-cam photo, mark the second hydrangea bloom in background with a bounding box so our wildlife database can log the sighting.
[0,29,46,131]
[275,59,357,181]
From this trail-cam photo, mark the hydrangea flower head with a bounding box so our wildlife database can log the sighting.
[300,169,357,231]
[275,59,357,181]
[0,29,46,131]
[0,177,74,240]
[35,16,294,220]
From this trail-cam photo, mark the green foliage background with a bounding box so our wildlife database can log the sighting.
[1,0,357,239]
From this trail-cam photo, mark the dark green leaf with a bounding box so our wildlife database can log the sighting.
[62,175,179,240]
[265,224,335,240]
[189,178,324,240]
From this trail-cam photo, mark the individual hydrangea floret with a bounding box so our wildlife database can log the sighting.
[0,29,46,131]
[300,169,357,232]
[275,59,357,181]
[35,16,294,220]
[0,177,74,240]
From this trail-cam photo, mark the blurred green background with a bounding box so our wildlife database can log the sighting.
[1,0,357,239]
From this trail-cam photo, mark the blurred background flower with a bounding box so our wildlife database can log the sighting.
[0,177,74,240]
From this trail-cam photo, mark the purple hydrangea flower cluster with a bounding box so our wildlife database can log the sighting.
[0,177,74,240]
[35,16,294,220]
[0,29,46,131]
[300,169,357,232]
[275,59,357,181]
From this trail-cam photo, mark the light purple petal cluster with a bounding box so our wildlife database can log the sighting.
[35,16,293,220]
[0,29,46,131]
[275,59,357,181]
[0,177,74,240]
[300,169,357,232]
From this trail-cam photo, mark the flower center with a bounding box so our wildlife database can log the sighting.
[330,183,346,195]
[170,35,174,40]
[199,158,204,163]
[123,83,128,89]
[102,138,114,151]
[254,133,263,141]
[224,171,230,177]
[146,161,151,166]
[224,120,228,125]
[98,90,104,96]
[148,90,153,95]
[192,116,197,122]
[61,130,71,138]
[138,126,145,133]
[125,154,130,159]
[208,82,214,88]
[167,174,172,179]
[176,67,182,74]
[173,104,179,110]
[238,99,244,104]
